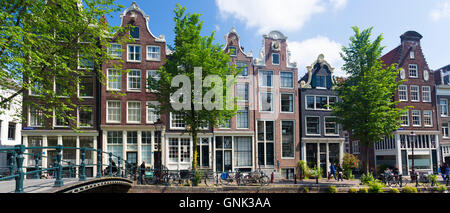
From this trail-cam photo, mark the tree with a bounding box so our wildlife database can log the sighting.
[332,27,409,174]
[148,5,238,171]
[0,0,127,126]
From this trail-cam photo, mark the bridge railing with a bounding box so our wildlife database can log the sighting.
[0,145,134,193]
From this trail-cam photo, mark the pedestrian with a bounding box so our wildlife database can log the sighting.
[139,160,146,184]
[337,164,344,182]
[439,163,447,182]
[329,163,336,181]
[446,163,450,186]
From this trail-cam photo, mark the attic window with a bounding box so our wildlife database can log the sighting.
[130,26,140,40]
[410,51,415,59]
[229,46,237,56]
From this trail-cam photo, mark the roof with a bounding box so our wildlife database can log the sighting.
[380,45,401,67]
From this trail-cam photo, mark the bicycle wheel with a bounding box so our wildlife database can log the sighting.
[260,176,270,186]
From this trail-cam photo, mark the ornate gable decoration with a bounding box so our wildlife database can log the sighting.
[120,1,165,42]
[300,54,335,88]
[224,27,252,58]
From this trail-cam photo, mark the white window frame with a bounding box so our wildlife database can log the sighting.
[77,53,94,70]
[324,116,339,136]
[442,123,449,138]
[28,105,43,127]
[398,85,408,101]
[409,64,418,78]
[127,44,141,62]
[107,69,122,91]
[107,43,122,59]
[410,85,420,102]
[146,45,161,61]
[106,100,121,123]
[127,69,142,92]
[441,99,449,117]
[259,70,274,88]
[259,92,274,113]
[126,101,141,124]
[130,26,140,40]
[146,70,160,92]
[236,83,249,102]
[410,51,415,59]
[78,76,94,98]
[305,116,320,136]
[228,46,237,57]
[53,108,69,128]
[280,93,294,113]
[78,106,94,128]
[272,53,280,65]
[236,106,249,129]
[54,77,69,98]
[412,110,421,127]
[146,101,160,124]
[401,110,410,127]
[423,110,433,127]
[422,86,431,103]
[280,71,294,89]
[170,112,186,130]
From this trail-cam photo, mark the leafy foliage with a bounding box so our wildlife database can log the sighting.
[297,160,310,179]
[401,186,418,193]
[348,188,358,193]
[358,188,368,193]
[328,185,338,193]
[360,172,374,185]
[388,188,400,193]
[368,180,385,193]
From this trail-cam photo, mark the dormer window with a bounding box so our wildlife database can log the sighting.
[130,26,140,40]
[228,46,237,57]
[272,53,280,65]
[316,75,326,88]
[409,64,418,78]
[410,51,415,59]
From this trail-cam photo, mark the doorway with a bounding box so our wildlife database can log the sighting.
[127,152,138,167]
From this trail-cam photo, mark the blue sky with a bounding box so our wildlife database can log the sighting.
[108,0,450,77]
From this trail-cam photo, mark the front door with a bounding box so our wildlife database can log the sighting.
[127,152,138,167]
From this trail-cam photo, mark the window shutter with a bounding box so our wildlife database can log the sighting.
[326,75,332,89]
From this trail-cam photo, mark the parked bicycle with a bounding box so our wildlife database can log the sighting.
[241,170,270,186]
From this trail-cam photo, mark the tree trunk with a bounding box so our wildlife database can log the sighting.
[192,130,198,172]
[366,143,370,175]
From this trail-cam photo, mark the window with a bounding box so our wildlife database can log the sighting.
[197,138,210,167]
[401,111,409,126]
[228,46,237,56]
[78,54,94,69]
[280,72,293,88]
[272,53,280,65]
[236,83,249,102]
[410,51,415,59]
[237,107,249,129]
[281,93,294,112]
[29,81,43,96]
[170,112,186,129]
[29,105,43,127]
[441,99,448,117]
[168,138,179,163]
[127,44,141,62]
[79,106,93,128]
[79,76,93,97]
[54,77,67,97]
[107,101,121,123]
[260,92,273,112]
[423,110,432,127]
[130,26,139,39]
[410,85,419,102]
[127,70,141,91]
[412,110,421,126]
[219,118,231,129]
[442,123,449,138]
[54,108,69,127]
[215,136,233,172]
[146,101,160,123]
[7,122,16,140]
[422,86,431,102]
[316,75,326,88]
[281,121,295,158]
[236,62,248,76]
[398,85,408,101]
[234,137,252,167]
[306,117,320,135]
[107,131,123,159]
[324,117,338,135]
[257,121,274,166]
[306,95,336,110]
[147,70,160,92]
[316,96,328,110]
[409,64,418,78]
[146,45,161,61]
[127,101,141,123]
[352,141,360,154]
[306,96,315,109]
[107,69,121,90]
[127,131,138,144]
[259,71,273,87]
[108,43,122,58]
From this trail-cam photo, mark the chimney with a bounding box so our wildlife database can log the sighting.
[400,31,422,45]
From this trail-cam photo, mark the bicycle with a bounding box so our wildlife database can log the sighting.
[241,170,270,186]
[219,171,235,185]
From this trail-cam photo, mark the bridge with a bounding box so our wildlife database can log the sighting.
[0,145,135,193]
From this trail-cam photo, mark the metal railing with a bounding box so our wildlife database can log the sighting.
[0,145,134,193]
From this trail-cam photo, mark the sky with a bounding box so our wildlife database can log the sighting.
[107,0,450,78]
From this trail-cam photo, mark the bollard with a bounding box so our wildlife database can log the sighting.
[54,145,64,187]
[79,148,86,181]
[294,174,297,184]
[125,162,129,178]
[271,172,274,183]
[34,153,40,179]
[96,149,102,178]
[108,153,113,176]
[14,145,25,193]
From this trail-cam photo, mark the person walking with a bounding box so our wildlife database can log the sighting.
[329,163,337,181]
[439,163,447,182]
[337,164,344,182]
[139,161,146,184]
[446,163,450,186]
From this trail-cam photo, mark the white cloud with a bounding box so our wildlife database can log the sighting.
[430,2,450,21]
[288,36,346,77]
[215,0,347,34]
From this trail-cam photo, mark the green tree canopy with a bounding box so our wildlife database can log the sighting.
[148,4,238,171]
[332,27,409,173]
